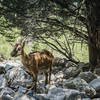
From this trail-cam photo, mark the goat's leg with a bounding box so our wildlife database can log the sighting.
[48,65,52,84]
[34,76,37,93]
[45,72,48,85]
[32,72,38,93]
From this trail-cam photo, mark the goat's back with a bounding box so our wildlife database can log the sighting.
[29,49,54,71]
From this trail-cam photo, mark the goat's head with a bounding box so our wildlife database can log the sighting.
[10,37,25,57]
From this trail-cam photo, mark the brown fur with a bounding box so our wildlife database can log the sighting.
[11,43,54,92]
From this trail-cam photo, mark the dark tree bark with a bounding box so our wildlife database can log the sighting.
[86,0,100,71]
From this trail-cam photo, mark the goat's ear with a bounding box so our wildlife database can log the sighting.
[22,41,25,48]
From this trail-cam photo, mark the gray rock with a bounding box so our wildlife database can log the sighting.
[10,81,21,90]
[10,81,34,91]
[89,78,100,98]
[14,94,36,100]
[64,77,96,98]
[34,94,49,100]
[5,60,22,72]
[0,66,5,74]
[63,66,81,79]
[54,57,67,67]
[26,90,33,96]
[55,71,64,80]
[2,94,13,100]
[54,71,65,88]
[5,64,15,72]
[5,66,33,88]
[0,87,15,98]
[14,93,48,100]
[82,99,91,100]
[78,62,90,72]
[94,68,100,76]
[0,75,7,89]
[17,86,27,93]
[47,88,88,100]
[46,84,57,92]
[78,72,97,83]
[2,60,100,100]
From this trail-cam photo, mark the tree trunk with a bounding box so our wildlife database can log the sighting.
[86,0,100,71]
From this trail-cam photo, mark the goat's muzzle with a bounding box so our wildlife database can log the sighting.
[10,51,17,57]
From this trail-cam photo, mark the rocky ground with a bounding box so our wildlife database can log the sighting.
[0,57,100,100]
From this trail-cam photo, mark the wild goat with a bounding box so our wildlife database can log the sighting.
[10,39,54,92]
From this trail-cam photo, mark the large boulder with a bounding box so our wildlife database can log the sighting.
[5,60,21,72]
[1,59,100,100]
[0,87,15,100]
[64,77,96,98]
[5,65,33,91]
[14,93,48,100]
[78,72,97,83]
[89,78,100,98]
[63,66,81,79]
[54,58,81,79]
[53,57,68,74]
[54,57,68,67]
[46,88,89,100]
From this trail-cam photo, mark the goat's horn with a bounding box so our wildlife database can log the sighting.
[16,37,24,43]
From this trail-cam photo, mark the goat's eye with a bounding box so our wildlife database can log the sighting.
[18,48,21,50]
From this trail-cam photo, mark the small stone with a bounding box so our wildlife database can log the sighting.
[18,86,27,93]
[46,84,56,90]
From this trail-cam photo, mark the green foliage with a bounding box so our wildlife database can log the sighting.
[0,33,88,62]
[0,35,12,58]
[0,16,20,42]
[0,0,88,63]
